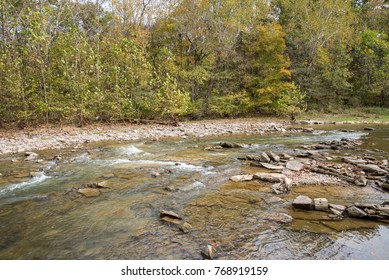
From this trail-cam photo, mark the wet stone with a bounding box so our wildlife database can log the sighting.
[230,174,253,183]
[253,173,286,183]
[259,152,271,163]
[358,164,388,175]
[346,206,368,218]
[354,176,368,187]
[77,188,101,197]
[179,222,193,233]
[267,151,280,162]
[260,162,284,170]
[292,195,313,210]
[314,198,329,212]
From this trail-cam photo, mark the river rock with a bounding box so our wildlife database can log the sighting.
[160,210,182,220]
[161,216,182,225]
[267,151,280,162]
[29,171,42,177]
[284,177,293,190]
[230,174,253,182]
[292,195,313,210]
[343,157,367,165]
[264,213,293,223]
[77,188,101,197]
[286,160,304,172]
[358,164,388,175]
[253,172,287,183]
[329,204,346,213]
[259,152,271,163]
[314,198,329,212]
[260,162,284,170]
[271,183,288,194]
[25,152,38,161]
[219,142,242,148]
[201,244,217,260]
[179,222,193,233]
[346,206,368,218]
[263,196,284,204]
[354,176,368,187]
[364,127,375,131]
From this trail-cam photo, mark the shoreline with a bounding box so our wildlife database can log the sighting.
[0,118,388,155]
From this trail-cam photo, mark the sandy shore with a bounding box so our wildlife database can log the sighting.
[0,119,288,155]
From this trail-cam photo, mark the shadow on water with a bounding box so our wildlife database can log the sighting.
[0,124,388,259]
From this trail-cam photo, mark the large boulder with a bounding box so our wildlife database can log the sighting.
[292,195,313,210]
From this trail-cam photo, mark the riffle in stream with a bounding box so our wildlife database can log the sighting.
[0,124,388,259]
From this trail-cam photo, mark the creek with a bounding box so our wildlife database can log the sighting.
[0,124,388,259]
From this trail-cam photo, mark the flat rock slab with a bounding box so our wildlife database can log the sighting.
[343,157,367,165]
[263,213,294,223]
[78,188,101,197]
[253,173,287,183]
[160,210,182,220]
[358,164,388,175]
[286,160,305,172]
[260,162,284,170]
[230,174,254,182]
[292,195,313,210]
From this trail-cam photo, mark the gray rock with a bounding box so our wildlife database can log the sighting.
[259,152,271,163]
[253,172,287,183]
[284,177,293,190]
[271,183,288,194]
[150,171,161,178]
[264,213,294,223]
[230,174,253,182]
[179,222,193,233]
[78,188,101,197]
[329,204,346,213]
[292,195,313,210]
[330,208,344,216]
[286,160,304,172]
[343,157,367,165]
[267,151,280,162]
[160,210,182,220]
[346,206,368,218]
[358,164,388,175]
[260,162,284,170]
[201,245,217,260]
[25,151,38,161]
[263,196,284,204]
[364,127,375,131]
[314,198,329,212]
[219,142,242,148]
[354,176,368,187]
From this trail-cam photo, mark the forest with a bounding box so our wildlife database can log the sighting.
[0,0,388,127]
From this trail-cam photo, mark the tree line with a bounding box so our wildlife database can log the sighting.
[0,0,388,127]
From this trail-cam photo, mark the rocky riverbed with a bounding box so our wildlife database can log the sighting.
[0,119,288,155]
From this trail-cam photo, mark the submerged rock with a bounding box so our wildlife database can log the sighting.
[179,222,193,233]
[354,176,368,187]
[219,142,242,148]
[263,213,293,223]
[292,195,313,210]
[77,188,101,197]
[271,183,288,194]
[342,157,367,165]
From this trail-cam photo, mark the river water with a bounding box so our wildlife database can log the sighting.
[0,124,388,259]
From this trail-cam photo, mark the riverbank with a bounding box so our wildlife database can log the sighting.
[0,117,388,155]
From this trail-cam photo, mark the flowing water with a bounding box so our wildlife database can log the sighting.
[0,124,388,260]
